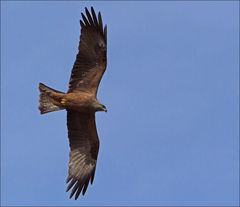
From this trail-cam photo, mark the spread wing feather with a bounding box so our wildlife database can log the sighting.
[66,110,99,199]
[68,7,107,95]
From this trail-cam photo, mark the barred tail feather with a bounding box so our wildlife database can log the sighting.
[39,83,64,114]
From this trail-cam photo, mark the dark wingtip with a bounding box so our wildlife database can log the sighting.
[81,12,89,26]
[80,20,85,28]
[81,7,105,39]
[82,179,90,195]
[90,167,96,184]
[85,7,94,26]
[91,7,98,26]
[75,190,81,200]
[104,25,107,43]
[66,179,76,192]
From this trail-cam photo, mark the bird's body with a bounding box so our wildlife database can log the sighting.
[38,7,107,200]
[40,85,103,113]
[61,92,96,112]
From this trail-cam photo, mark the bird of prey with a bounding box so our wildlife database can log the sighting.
[38,7,107,200]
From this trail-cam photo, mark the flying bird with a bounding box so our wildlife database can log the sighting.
[38,7,107,200]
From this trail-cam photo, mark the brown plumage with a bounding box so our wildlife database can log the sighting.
[38,7,107,200]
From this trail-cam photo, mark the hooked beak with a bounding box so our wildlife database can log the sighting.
[103,108,108,112]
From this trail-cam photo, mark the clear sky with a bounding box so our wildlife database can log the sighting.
[1,1,239,206]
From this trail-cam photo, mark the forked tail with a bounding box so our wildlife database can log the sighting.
[39,83,65,114]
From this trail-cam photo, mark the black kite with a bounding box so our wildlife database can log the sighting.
[38,7,107,200]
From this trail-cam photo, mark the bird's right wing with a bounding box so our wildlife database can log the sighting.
[68,7,107,96]
[66,110,99,199]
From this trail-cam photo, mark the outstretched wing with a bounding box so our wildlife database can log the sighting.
[68,7,107,96]
[66,110,99,199]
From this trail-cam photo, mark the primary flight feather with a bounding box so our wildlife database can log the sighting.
[38,7,107,200]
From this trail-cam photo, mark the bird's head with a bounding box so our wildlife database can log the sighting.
[94,102,107,112]
[100,104,107,112]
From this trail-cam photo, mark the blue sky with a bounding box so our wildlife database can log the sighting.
[1,1,239,206]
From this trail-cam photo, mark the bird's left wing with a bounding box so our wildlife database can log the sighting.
[66,110,99,199]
